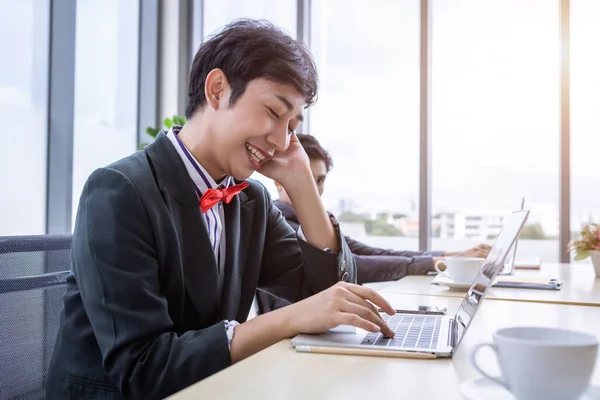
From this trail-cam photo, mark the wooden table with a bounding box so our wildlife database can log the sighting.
[367,263,600,307]
[168,293,600,399]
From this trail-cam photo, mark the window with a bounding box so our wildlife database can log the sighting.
[571,0,600,262]
[203,0,298,198]
[310,0,421,249]
[431,0,560,261]
[203,0,297,38]
[72,0,140,225]
[0,0,50,235]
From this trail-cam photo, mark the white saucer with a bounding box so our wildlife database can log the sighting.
[432,274,471,290]
[460,377,600,400]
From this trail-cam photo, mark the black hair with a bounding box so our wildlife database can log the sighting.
[186,19,318,118]
[296,133,333,172]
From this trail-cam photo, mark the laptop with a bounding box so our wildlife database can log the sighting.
[499,198,525,275]
[291,209,530,358]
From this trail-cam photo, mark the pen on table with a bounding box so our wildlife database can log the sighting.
[295,345,436,359]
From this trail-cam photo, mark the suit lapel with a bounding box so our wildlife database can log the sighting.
[145,132,220,325]
[219,189,255,321]
[164,190,220,324]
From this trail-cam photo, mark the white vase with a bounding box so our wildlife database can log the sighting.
[591,250,600,277]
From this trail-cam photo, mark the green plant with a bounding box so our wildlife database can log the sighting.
[569,224,600,261]
[139,115,187,150]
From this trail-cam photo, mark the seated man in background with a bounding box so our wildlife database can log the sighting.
[256,134,490,314]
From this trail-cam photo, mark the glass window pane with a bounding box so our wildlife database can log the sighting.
[431,0,560,262]
[0,0,49,235]
[571,0,600,263]
[72,0,140,225]
[311,0,420,250]
[203,0,297,197]
[203,0,297,38]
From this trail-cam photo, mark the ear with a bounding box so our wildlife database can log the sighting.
[204,68,229,110]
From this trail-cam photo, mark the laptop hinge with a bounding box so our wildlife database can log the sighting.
[447,318,455,348]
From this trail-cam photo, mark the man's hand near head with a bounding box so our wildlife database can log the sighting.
[259,133,339,252]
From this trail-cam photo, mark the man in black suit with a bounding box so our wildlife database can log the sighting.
[46,20,396,400]
[256,134,490,313]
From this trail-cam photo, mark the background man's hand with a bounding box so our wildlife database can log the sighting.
[445,243,491,259]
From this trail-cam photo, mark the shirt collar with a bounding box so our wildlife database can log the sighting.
[166,126,232,196]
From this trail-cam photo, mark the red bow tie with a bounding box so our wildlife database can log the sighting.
[199,182,249,213]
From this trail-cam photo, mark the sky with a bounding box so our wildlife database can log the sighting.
[1,0,599,235]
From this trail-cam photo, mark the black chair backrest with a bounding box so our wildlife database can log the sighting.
[0,234,72,400]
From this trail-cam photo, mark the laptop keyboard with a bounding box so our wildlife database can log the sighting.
[360,314,442,349]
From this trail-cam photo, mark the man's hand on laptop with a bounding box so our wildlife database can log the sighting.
[282,282,396,338]
[445,244,491,259]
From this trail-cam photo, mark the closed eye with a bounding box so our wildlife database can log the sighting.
[268,107,295,134]
[267,107,279,119]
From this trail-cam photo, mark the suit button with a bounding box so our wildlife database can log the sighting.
[341,271,349,281]
[341,259,346,271]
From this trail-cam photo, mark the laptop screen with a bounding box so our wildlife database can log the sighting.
[451,210,530,349]
[499,198,526,275]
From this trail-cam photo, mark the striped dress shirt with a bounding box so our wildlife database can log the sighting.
[166,127,232,300]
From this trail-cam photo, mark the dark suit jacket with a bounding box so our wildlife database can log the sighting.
[46,133,355,400]
[255,200,441,314]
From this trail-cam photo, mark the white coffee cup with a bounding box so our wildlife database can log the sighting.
[470,326,599,400]
[434,257,484,284]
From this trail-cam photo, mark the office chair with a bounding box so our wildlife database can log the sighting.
[0,234,72,400]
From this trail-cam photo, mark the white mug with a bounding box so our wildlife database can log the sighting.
[434,257,484,284]
[470,326,598,400]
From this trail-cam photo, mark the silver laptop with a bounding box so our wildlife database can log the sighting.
[291,209,530,358]
[499,198,526,275]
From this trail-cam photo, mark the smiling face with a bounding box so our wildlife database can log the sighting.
[203,72,306,181]
[183,20,318,181]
